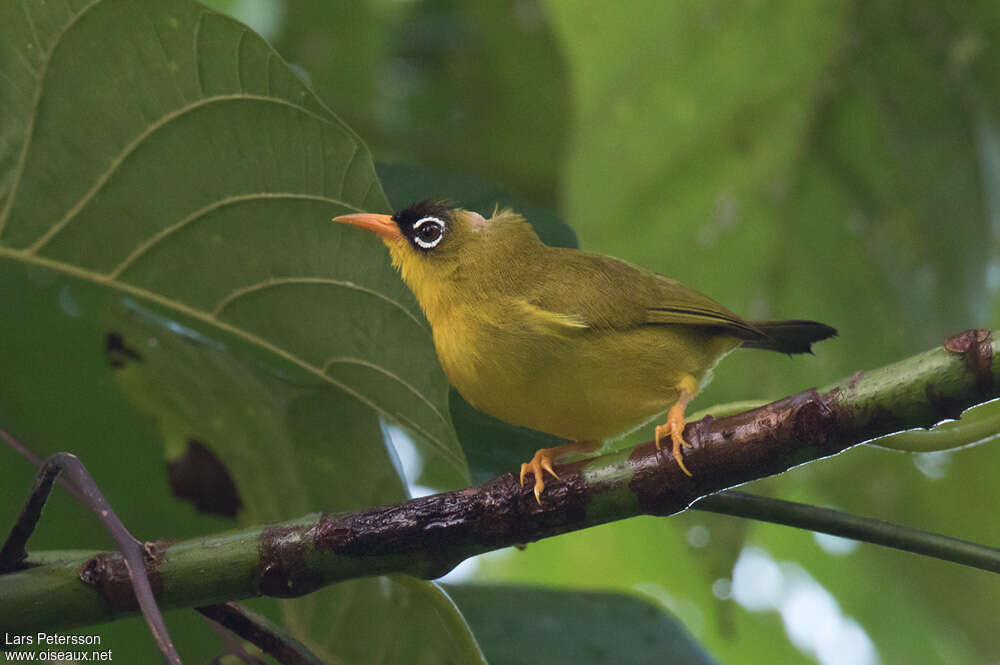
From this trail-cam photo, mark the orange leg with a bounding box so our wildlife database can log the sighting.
[654,375,699,477]
[520,440,600,504]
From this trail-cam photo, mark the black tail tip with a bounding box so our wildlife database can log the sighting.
[745,320,837,354]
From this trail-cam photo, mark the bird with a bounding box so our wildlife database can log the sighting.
[333,201,836,502]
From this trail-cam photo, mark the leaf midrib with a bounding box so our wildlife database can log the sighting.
[0,245,461,472]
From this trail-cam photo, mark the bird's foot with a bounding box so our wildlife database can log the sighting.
[520,450,560,504]
[655,403,693,477]
[519,441,600,503]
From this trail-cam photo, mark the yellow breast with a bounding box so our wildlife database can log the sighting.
[429,302,738,442]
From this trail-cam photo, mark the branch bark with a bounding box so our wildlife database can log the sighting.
[2,329,998,633]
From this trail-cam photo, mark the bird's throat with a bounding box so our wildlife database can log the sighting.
[385,239,456,325]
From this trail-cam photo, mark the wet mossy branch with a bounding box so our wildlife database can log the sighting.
[2,329,998,633]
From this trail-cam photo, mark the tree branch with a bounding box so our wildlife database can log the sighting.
[1,329,997,633]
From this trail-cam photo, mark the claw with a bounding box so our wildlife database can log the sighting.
[655,380,697,477]
[670,423,693,477]
[540,457,559,479]
[520,450,560,504]
[518,441,598,503]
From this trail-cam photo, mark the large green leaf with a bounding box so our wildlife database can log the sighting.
[447,584,719,665]
[0,1,481,661]
[104,301,404,518]
[284,577,487,665]
[0,0,464,481]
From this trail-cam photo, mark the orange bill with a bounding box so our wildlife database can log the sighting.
[331,212,401,240]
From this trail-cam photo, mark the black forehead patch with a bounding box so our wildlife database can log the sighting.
[391,200,452,232]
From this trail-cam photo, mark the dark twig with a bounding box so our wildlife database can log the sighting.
[694,490,1000,573]
[0,426,87,503]
[197,603,328,665]
[0,429,183,665]
[202,611,267,665]
[0,461,61,572]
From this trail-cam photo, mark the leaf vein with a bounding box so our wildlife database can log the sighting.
[339,142,359,198]
[235,26,247,92]
[193,11,205,97]
[0,0,103,240]
[24,94,352,254]
[8,42,39,80]
[322,356,445,422]
[108,193,364,279]
[265,52,273,96]
[140,3,187,116]
[211,274,426,331]
[21,2,43,58]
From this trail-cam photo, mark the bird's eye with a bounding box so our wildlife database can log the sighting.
[412,216,445,249]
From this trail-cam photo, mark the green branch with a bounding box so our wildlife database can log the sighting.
[2,329,998,633]
[693,491,1000,573]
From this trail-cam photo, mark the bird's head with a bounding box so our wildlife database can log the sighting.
[333,200,540,313]
[333,199,484,262]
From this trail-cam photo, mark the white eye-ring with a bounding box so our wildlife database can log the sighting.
[412,216,445,249]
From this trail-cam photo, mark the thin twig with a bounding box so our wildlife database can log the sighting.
[197,603,328,665]
[693,490,1000,573]
[0,461,61,572]
[201,611,267,665]
[1,428,183,665]
[0,427,87,503]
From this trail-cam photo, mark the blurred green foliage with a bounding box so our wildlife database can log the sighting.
[2,1,999,664]
[258,0,570,206]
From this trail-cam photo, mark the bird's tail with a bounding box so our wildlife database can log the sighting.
[742,320,837,354]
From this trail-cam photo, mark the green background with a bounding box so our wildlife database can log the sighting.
[2,1,999,663]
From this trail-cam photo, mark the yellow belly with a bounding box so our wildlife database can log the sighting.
[433,310,739,442]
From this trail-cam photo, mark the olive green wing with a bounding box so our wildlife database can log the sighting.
[641,275,764,338]
[522,248,766,340]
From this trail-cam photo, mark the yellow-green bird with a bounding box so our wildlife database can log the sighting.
[333,201,835,502]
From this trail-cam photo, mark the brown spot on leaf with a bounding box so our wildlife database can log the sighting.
[167,440,242,517]
[105,331,142,370]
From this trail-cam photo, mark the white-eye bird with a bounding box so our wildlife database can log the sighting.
[333,201,835,502]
